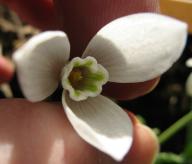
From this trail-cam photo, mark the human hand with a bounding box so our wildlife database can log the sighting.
[0,99,158,164]
[0,1,160,163]
[0,0,160,99]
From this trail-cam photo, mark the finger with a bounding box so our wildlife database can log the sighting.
[124,112,159,164]
[0,99,158,164]
[0,0,58,29]
[0,56,14,83]
[54,0,160,55]
[103,77,160,100]
[124,124,159,164]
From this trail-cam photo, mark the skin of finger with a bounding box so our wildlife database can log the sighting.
[0,57,14,83]
[123,112,159,164]
[103,77,160,100]
[0,0,58,30]
[54,0,160,56]
[124,124,159,164]
[0,99,158,164]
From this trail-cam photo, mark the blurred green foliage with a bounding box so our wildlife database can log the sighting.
[155,152,184,164]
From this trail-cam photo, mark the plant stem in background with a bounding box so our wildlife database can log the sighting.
[159,111,192,144]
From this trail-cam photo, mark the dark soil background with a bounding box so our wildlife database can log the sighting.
[0,5,192,155]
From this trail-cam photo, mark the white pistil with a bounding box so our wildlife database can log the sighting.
[61,56,109,101]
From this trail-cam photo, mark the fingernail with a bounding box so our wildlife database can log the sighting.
[128,111,141,124]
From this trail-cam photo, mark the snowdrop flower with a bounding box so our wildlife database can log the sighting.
[13,13,187,161]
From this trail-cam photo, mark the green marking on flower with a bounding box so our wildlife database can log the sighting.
[62,56,109,101]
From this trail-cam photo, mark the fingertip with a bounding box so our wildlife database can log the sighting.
[0,56,14,83]
[124,123,159,164]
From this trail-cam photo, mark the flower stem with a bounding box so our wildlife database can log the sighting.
[159,112,192,144]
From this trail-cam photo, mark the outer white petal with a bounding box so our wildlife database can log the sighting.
[13,31,70,101]
[62,92,133,161]
[83,13,188,83]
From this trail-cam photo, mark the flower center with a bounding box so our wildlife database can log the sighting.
[61,56,109,101]
[68,68,83,88]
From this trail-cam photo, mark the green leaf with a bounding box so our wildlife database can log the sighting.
[183,120,192,162]
[183,100,192,161]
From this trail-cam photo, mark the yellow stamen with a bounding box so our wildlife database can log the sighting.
[69,68,83,88]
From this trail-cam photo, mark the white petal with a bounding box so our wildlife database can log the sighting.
[13,31,70,101]
[83,13,188,83]
[62,92,133,161]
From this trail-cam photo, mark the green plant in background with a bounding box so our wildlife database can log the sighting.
[154,58,192,164]
[155,152,184,164]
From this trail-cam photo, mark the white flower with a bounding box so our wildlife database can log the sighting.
[13,13,187,161]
